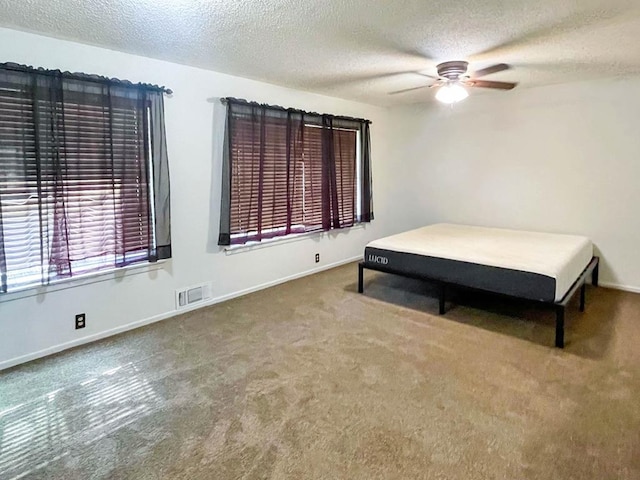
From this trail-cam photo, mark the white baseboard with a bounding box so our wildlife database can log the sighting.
[0,256,361,372]
[598,282,640,294]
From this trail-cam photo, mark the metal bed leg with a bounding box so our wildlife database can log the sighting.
[439,283,446,315]
[358,263,364,294]
[579,283,586,312]
[555,306,565,348]
[592,262,599,287]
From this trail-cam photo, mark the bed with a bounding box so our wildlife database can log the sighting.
[358,224,599,348]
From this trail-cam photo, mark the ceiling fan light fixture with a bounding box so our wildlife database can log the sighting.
[435,83,469,104]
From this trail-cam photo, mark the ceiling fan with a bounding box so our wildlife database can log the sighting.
[390,61,517,104]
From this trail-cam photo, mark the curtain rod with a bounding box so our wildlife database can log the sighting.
[0,62,173,95]
[221,97,372,125]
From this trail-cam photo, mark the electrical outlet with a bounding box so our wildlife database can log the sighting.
[75,313,86,330]
[315,253,320,263]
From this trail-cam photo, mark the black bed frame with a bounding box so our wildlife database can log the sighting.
[358,256,599,348]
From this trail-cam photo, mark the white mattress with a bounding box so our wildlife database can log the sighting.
[367,224,593,301]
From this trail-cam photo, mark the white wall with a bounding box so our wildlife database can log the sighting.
[0,28,412,369]
[4,27,639,370]
[388,77,640,292]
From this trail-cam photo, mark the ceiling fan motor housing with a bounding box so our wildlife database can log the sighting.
[437,61,469,80]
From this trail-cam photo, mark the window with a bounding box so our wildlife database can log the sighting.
[0,63,171,293]
[218,99,373,246]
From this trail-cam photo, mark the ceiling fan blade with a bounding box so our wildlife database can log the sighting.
[472,63,510,78]
[466,80,517,90]
[310,70,427,88]
[388,84,432,95]
[415,72,440,80]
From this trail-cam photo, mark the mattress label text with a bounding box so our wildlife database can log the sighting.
[368,254,389,265]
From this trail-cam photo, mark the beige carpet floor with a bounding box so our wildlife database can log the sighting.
[1,263,639,479]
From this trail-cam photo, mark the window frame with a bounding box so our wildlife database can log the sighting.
[227,126,363,248]
[0,64,172,295]
[219,99,373,249]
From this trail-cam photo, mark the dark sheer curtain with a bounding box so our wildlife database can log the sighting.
[218,98,373,246]
[148,90,172,260]
[0,64,171,293]
[358,121,373,223]
[219,103,306,245]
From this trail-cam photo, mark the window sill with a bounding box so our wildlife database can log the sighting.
[224,223,366,255]
[0,260,168,303]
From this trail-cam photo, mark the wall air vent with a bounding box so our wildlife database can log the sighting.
[175,282,212,310]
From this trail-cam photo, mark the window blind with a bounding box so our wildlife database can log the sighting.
[218,98,372,246]
[0,64,171,293]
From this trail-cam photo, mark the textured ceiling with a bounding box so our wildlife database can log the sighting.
[2,0,640,106]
